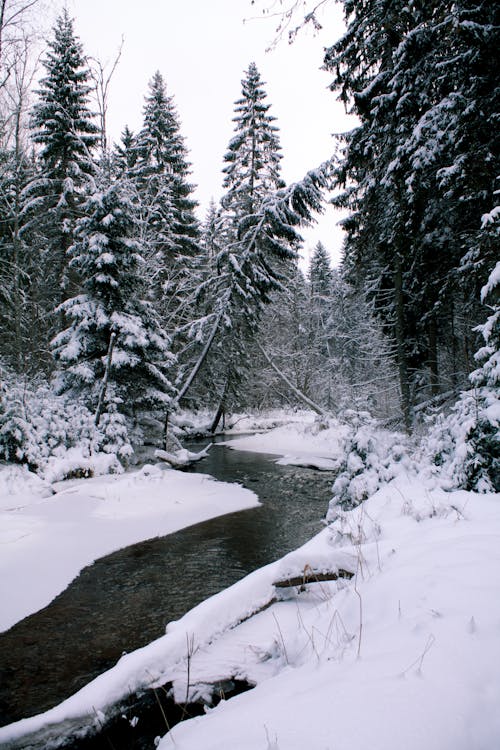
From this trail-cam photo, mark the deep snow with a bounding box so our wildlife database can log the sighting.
[0,461,258,632]
[0,413,499,750]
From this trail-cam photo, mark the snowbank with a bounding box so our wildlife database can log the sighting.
[225,416,350,468]
[2,473,499,750]
[0,463,259,632]
[2,415,499,750]
[157,477,500,750]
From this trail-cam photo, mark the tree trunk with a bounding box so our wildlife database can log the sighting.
[258,344,327,416]
[95,331,116,427]
[428,316,439,396]
[174,311,222,407]
[394,255,412,432]
[163,411,169,451]
[210,376,230,433]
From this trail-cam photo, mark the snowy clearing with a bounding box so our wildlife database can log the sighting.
[0,462,258,632]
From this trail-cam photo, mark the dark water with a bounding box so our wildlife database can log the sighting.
[0,440,334,727]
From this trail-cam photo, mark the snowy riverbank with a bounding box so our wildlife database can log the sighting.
[0,462,258,632]
[1,413,499,749]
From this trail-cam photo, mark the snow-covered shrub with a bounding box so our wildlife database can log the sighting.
[98,406,134,459]
[0,382,36,468]
[0,374,132,479]
[426,260,499,493]
[326,411,409,518]
[423,389,498,493]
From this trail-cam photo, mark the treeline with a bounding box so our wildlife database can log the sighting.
[0,1,498,480]
[325,0,499,427]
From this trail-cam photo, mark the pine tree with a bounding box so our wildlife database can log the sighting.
[222,62,284,227]
[174,166,327,413]
[52,177,175,426]
[24,9,98,311]
[201,198,225,267]
[197,63,292,423]
[112,125,137,178]
[134,71,199,269]
[0,144,44,373]
[463,204,500,491]
[308,241,334,359]
[325,0,499,427]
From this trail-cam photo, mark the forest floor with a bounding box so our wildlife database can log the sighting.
[1,411,499,749]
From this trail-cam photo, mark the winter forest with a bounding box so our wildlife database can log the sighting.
[0,0,499,747]
[0,0,498,490]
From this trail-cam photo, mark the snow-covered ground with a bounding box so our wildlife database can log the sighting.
[1,414,499,750]
[225,417,350,469]
[0,462,258,632]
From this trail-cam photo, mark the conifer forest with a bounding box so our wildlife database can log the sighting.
[0,2,499,748]
[0,0,498,488]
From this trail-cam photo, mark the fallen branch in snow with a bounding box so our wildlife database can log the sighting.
[273,568,354,589]
[154,445,212,468]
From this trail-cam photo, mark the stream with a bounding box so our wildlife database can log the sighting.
[0,438,335,732]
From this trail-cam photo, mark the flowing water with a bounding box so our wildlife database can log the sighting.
[0,439,335,727]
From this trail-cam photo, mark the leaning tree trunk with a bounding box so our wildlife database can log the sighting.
[258,344,327,416]
[210,375,231,433]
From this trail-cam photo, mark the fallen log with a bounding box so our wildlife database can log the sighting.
[273,569,354,589]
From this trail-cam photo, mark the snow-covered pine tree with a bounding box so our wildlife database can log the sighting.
[201,198,225,268]
[0,144,45,374]
[198,63,292,423]
[325,0,499,428]
[24,9,98,313]
[52,176,175,433]
[133,71,199,278]
[308,241,334,359]
[112,125,137,178]
[462,203,500,491]
[0,37,47,375]
[222,62,284,225]
[175,165,327,414]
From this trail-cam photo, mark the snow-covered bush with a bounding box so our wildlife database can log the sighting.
[0,374,132,479]
[426,259,499,493]
[326,411,409,518]
[0,380,35,467]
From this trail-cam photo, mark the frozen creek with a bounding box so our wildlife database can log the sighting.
[0,441,335,732]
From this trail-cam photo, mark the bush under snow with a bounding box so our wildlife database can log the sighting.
[0,376,132,481]
[326,411,411,518]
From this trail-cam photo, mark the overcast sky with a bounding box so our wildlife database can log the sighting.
[53,0,356,268]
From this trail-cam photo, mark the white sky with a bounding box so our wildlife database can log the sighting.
[51,0,356,268]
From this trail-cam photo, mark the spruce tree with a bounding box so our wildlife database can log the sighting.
[463,204,500,491]
[25,9,98,310]
[325,0,499,427]
[112,125,137,178]
[52,177,175,426]
[134,71,199,270]
[222,62,284,225]
[199,63,291,422]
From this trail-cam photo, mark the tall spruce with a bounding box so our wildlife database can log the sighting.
[134,71,199,275]
[222,62,284,225]
[199,63,292,422]
[25,9,98,313]
[52,177,175,426]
